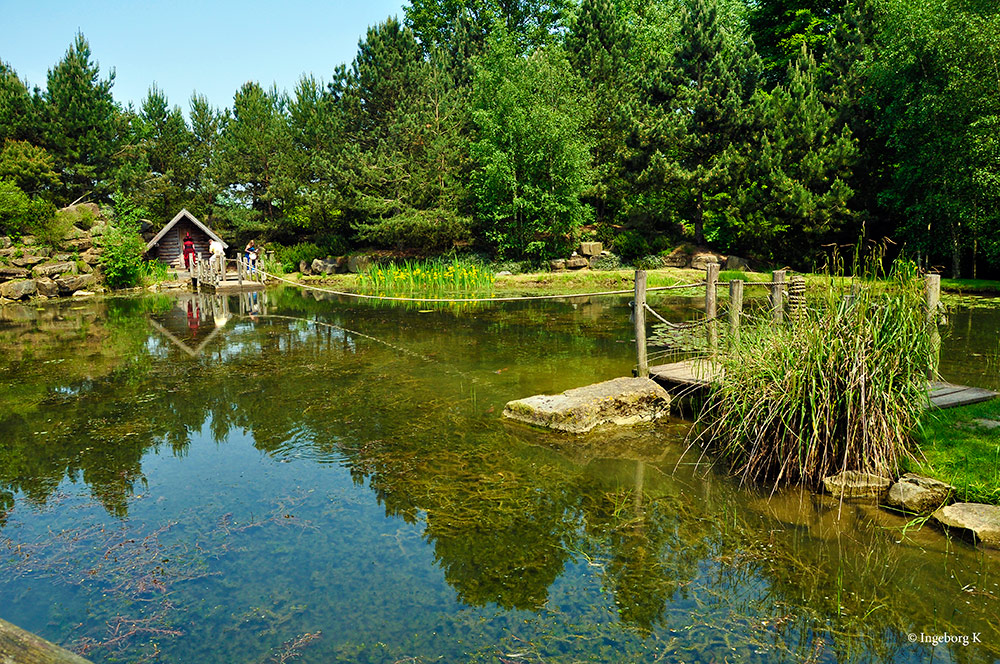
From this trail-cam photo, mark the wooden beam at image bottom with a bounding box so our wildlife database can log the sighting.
[0,618,94,663]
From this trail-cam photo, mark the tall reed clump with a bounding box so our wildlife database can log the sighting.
[693,260,938,489]
[357,259,495,297]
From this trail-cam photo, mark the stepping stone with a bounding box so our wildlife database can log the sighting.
[932,503,1000,547]
[503,377,671,434]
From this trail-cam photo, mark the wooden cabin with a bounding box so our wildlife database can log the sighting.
[145,209,228,270]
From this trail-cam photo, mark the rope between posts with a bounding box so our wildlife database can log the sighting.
[256,268,705,303]
[643,303,716,329]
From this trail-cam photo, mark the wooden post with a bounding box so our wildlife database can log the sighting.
[0,617,94,663]
[237,257,244,288]
[729,278,743,344]
[634,269,648,378]
[771,269,786,324]
[926,273,941,376]
[705,262,719,354]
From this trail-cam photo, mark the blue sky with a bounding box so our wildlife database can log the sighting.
[2,0,409,112]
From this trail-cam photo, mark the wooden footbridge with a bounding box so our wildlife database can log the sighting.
[192,256,266,293]
[632,265,997,410]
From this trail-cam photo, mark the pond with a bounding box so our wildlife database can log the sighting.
[0,288,997,664]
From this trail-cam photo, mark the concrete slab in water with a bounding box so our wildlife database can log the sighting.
[503,377,671,433]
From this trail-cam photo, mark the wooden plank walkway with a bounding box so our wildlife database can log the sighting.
[649,359,998,410]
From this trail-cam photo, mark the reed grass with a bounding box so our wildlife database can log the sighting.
[356,258,495,297]
[693,259,937,489]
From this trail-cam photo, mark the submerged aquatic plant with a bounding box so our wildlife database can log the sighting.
[693,258,938,488]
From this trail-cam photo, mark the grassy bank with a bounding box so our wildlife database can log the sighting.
[911,400,1000,504]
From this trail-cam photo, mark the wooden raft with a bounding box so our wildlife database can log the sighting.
[649,359,998,410]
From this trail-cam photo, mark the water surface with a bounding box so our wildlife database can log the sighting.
[0,289,997,663]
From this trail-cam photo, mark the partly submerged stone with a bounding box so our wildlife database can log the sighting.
[503,377,671,434]
[932,503,1000,547]
[886,473,954,514]
[822,470,891,500]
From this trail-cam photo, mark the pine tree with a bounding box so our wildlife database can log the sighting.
[566,0,635,226]
[0,62,40,145]
[642,0,760,246]
[41,33,118,203]
[737,47,857,263]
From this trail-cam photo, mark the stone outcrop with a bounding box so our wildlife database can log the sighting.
[822,470,892,500]
[55,274,95,295]
[579,241,603,256]
[565,256,589,269]
[35,277,59,297]
[503,377,671,434]
[932,503,1000,547]
[347,255,371,273]
[32,261,77,278]
[886,473,954,514]
[0,279,37,300]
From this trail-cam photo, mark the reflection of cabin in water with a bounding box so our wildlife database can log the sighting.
[145,209,227,269]
[147,291,269,357]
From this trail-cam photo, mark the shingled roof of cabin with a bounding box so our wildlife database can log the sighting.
[145,209,228,253]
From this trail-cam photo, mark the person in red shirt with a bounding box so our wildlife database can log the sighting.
[183,233,196,270]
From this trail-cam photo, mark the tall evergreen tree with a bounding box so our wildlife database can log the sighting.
[642,0,761,246]
[748,0,845,83]
[188,93,225,215]
[566,0,635,226]
[737,47,857,264]
[41,33,118,203]
[134,86,195,219]
[213,82,291,231]
[0,62,40,145]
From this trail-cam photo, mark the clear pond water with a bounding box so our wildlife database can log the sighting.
[0,288,997,663]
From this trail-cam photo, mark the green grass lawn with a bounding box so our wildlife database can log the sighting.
[911,399,1000,504]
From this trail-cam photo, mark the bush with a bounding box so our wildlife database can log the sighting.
[100,196,150,288]
[611,230,650,262]
[692,260,936,489]
[0,180,54,236]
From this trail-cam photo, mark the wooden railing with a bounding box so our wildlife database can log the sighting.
[193,255,266,292]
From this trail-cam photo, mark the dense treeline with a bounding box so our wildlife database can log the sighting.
[1,0,997,274]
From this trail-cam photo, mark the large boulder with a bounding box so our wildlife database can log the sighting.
[503,377,671,434]
[932,503,1000,547]
[0,236,10,249]
[299,259,311,275]
[725,255,751,271]
[886,473,954,514]
[579,241,603,257]
[32,261,77,278]
[35,277,59,297]
[565,256,589,269]
[11,255,47,268]
[55,273,95,295]
[80,248,102,265]
[822,470,891,500]
[347,255,371,273]
[690,252,725,270]
[0,266,30,279]
[0,279,37,300]
[549,259,566,271]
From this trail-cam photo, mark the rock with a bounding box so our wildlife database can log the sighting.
[725,255,751,271]
[0,266,30,279]
[0,236,10,249]
[64,238,92,251]
[35,277,59,297]
[588,256,602,269]
[81,248,101,264]
[89,221,108,237]
[55,273,95,295]
[822,470,892,500]
[310,258,326,274]
[972,418,1000,429]
[72,290,96,298]
[690,252,725,271]
[932,503,1000,547]
[32,261,77,278]
[503,377,671,434]
[347,255,371,273]
[495,270,512,276]
[0,247,14,257]
[11,255,47,267]
[549,259,566,271]
[19,235,37,246]
[662,253,690,268]
[299,259,310,275]
[311,257,339,275]
[886,473,954,514]
[63,225,87,240]
[0,279,37,300]
[77,261,92,274]
[579,241,603,256]
[565,256,589,269]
